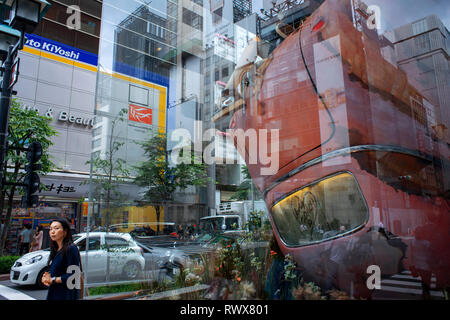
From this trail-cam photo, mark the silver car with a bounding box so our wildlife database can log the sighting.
[10,232,145,288]
[136,242,191,279]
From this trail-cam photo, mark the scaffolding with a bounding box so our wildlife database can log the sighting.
[259,0,306,20]
[233,0,252,23]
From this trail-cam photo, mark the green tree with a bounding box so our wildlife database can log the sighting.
[134,132,211,233]
[86,108,130,229]
[0,100,58,256]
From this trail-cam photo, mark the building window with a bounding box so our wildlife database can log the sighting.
[222,66,229,78]
[412,19,428,35]
[192,0,203,7]
[129,85,149,106]
[215,69,220,81]
[147,22,167,40]
[182,8,203,31]
[76,32,99,54]
[414,33,431,51]
[92,138,101,150]
[41,20,75,48]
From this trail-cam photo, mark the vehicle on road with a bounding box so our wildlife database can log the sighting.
[136,242,191,279]
[199,215,244,235]
[10,232,145,288]
[217,200,269,229]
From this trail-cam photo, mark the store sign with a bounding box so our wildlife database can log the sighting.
[38,178,89,199]
[213,33,235,62]
[58,111,94,127]
[22,105,94,129]
[25,33,98,66]
[129,104,153,125]
[39,183,76,194]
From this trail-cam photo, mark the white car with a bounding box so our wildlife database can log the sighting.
[10,232,145,288]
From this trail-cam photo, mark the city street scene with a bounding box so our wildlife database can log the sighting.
[0,0,449,303]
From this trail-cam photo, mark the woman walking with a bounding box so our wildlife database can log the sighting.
[41,218,81,300]
[30,225,43,252]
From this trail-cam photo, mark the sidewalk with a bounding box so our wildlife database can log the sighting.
[0,274,9,281]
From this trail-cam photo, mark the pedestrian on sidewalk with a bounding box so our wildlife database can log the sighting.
[19,224,33,255]
[41,218,81,300]
[30,225,43,252]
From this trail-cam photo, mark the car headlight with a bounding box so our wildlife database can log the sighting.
[25,255,43,265]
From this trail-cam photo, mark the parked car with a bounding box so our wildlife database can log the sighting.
[10,249,51,289]
[10,232,145,288]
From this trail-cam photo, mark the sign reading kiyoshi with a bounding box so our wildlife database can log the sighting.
[24,33,98,66]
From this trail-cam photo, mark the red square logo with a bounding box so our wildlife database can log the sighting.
[129,104,152,125]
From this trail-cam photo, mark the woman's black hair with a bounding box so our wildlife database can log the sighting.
[37,225,43,232]
[47,218,73,266]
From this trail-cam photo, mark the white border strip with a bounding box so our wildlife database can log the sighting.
[0,285,36,300]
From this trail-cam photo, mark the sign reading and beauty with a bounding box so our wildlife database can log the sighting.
[22,105,94,129]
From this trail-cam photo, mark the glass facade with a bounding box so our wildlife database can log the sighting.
[79,0,450,300]
[8,0,447,301]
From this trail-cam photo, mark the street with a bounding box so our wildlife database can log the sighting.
[0,279,47,300]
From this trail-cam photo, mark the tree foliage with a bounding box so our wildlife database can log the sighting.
[134,132,211,229]
[6,100,57,177]
[134,132,210,201]
[0,99,58,255]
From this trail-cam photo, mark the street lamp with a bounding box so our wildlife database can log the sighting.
[4,0,50,33]
[0,24,20,60]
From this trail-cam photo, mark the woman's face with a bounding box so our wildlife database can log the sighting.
[49,222,66,243]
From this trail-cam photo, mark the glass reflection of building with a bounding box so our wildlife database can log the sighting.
[10,0,103,242]
[81,0,450,299]
[90,1,176,228]
[204,0,256,208]
[394,15,450,192]
[114,3,176,81]
[92,0,213,227]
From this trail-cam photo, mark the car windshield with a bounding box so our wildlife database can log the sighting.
[200,217,225,233]
[224,217,239,230]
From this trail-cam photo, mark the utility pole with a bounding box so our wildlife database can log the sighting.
[0,44,18,187]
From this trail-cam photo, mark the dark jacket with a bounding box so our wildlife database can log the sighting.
[46,244,80,300]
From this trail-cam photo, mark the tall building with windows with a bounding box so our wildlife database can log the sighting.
[202,0,258,211]
[3,0,102,252]
[394,15,450,142]
[168,0,208,222]
[113,3,176,83]
[394,15,450,192]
